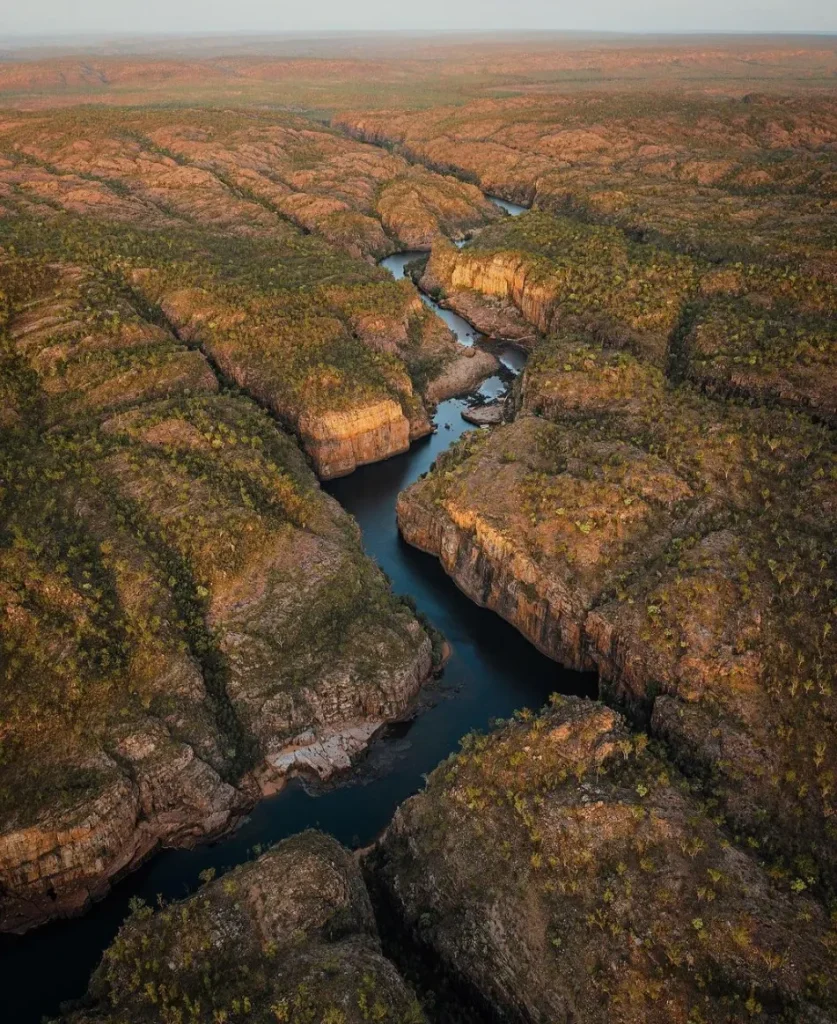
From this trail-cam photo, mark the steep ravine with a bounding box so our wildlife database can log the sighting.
[0,267,437,936]
[0,233,594,1024]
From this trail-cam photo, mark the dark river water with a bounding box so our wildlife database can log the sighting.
[1,203,593,1024]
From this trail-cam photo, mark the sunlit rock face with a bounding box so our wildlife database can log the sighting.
[397,324,837,894]
[0,253,435,932]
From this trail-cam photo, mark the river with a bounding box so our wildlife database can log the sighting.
[486,195,529,217]
[0,197,596,1024]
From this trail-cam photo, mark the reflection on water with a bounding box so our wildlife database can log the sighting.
[487,194,529,216]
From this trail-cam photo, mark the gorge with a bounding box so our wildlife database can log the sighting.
[0,37,835,1023]
[0,199,598,1024]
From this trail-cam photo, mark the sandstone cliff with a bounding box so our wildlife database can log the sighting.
[60,831,425,1024]
[0,255,435,932]
[370,698,837,1023]
[421,210,836,422]
[396,332,837,895]
[338,90,837,271]
[422,240,557,338]
[420,217,700,369]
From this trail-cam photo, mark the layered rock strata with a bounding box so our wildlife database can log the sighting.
[0,254,435,932]
[370,698,837,1024]
[0,108,499,259]
[60,831,426,1024]
[396,332,837,893]
[339,91,837,269]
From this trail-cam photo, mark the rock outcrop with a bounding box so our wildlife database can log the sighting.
[339,90,837,270]
[423,346,500,405]
[396,331,837,894]
[461,401,504,426]
[422,240,558,341]
[0,255,435,932]
[60,831,426,1024]
[350,103,837,422]
[420,220,698,369]
[0,737,242,934]
[0,106,506,480]
[370,698,837,1024]
[0,108,498,260]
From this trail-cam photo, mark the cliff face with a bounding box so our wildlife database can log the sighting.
[60,831,426,1024]
[0,737,242,933]
[370,699,837,1024]
[0,256,435,933]
[338,91,837,273]
[421,209,837,422]
[421,242,555,342]
[396,422,595,668]
[420,218,698,368]
[298,398,413,478]
[396,333,837,895]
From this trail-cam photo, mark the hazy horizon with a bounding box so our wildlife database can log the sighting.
[3,1,836,39]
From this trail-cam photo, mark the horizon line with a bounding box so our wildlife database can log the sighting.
[2,28,837,42]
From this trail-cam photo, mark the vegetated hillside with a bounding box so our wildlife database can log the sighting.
[353,79,837,1024]
[59,830,426,1024]
[338,91,837,268]
[421,210,836,422]
[371,698,837,1023]
[0,200,493,478]
[0,107,505,472]
[398,329,837,890]
[0,50,835,1020]
[0,97,511,932]
[0,226,444,931]
[0,107,498,259]
[391,106,837,911]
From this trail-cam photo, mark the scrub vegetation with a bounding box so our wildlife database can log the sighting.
[0,30,836,1024]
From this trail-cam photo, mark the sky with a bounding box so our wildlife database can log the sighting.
[2,0,836,37]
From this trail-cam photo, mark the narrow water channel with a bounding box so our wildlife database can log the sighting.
[486,195,529,217]
[0,202,593,1024]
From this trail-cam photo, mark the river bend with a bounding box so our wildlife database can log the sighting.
[0,199,596,1024]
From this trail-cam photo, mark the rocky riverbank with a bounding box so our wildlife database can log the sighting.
[0,252,436,933]
[58,831,426,1024]
[367,698,837,1023]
